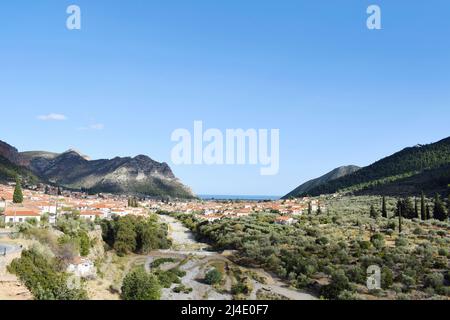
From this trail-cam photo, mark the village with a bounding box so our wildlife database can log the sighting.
[0,182,325,227]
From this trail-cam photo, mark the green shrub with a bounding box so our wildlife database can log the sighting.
[321,270,352,300]
[121,268,161,300]
[8,248,87,300]
[205,268,223,285]
[423,273,444,290]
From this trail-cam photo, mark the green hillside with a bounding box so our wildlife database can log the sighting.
[301,137,450,197]
[0,155,38,184]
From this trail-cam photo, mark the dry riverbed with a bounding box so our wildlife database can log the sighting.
[153,215,317,300]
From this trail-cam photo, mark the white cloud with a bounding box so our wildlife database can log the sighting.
[90,123,105,130]
[78,123,105,131]
[37,113,68,121]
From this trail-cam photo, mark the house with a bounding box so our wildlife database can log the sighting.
[67,257,96,279]
[35,202,58,215]
[79,210,103,221]
[275,216,297,225]
[4,209,41,224]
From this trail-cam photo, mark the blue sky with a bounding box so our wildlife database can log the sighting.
[0,0,449,196]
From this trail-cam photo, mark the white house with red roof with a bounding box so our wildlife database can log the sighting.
[3,209,41,224]
[79,210,103,221]
[275,216,297,225]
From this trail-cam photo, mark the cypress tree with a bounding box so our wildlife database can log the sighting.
[420,192,426,221]
[381,196,387,218]
[414,198,419,219]
[317,205,322,215]
[447,194,450,213]
[398,204,403,234]
[308,202,312,215]
[404,198,415,219]
[13,177,24,204]
[426,204,431,220]
[433,194,448,221]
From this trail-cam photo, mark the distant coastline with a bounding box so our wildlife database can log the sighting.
[199,195,280,201]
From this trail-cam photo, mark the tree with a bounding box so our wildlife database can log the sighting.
[78,231,90,257]
[8,248,87,300]
[205,268,223,285]
[413,197,419,219]
[13,177,23,204]
[404,198,415,219]
[420,192,426,221]
[433,194,448,221]
[397,200,403,234]
[381,196,387,218]
[426,204,431,220]
[447,194,450,215]
[321,270,351,300]
[307,202,312,215]
[57,187,62,196]
[317,205,322,215]
[121,268,161,300]
[370,205,379,219]
[114,218,137,256]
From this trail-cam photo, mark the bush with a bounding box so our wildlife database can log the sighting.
[423,273,444,290]
[154,268,185,288]
[121,268,161,300]
[8,248,87,300]
[381,266,394,289]
[395,237,408,247]
[205,268,223,285]
[321,270,351,300]
[346,266,365,284]
[173,285,193,294]
[151,258,178,268]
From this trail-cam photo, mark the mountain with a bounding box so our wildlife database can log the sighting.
[296,137,450,197]
[0,139,196,199]
[0,141,38,183]
[283,165,360,199]
[0,140,22,165]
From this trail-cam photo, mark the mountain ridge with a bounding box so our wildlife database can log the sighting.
[0,139,195,199]
[293,136,450,197]
[283,165,360,199]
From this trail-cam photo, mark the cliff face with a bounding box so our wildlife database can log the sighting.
[23,150,195,198]
[0,139,195,199]
[0,140,22,166]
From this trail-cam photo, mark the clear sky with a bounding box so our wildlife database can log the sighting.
[1,0,449,196]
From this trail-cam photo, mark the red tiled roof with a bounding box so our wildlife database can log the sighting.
[4,210,40,217]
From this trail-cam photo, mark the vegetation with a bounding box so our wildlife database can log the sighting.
[154,268,186,288]
[101,215,171,256]
[128,197,139,208]
[205,268,223,285]
[302,137,450,196]
[151,258,178,268]
[8,248,88,300]
[121,267,161,300]
[13,177,23,204]
[172,195,450,300]
[0,155,37,184]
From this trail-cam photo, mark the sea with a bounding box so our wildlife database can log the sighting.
[199,195,280,201]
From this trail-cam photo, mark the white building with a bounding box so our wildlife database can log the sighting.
[4,210,41,224]
[67,258,96,279]
[79,210,102,221]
